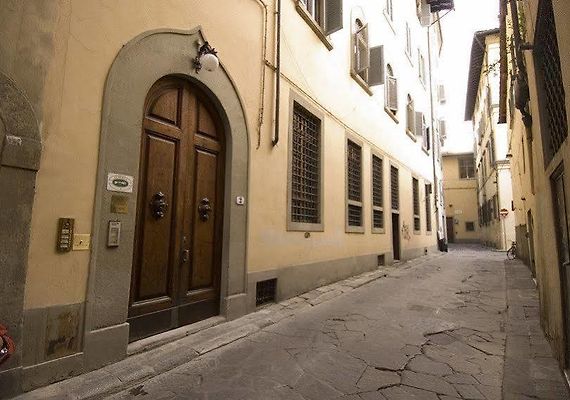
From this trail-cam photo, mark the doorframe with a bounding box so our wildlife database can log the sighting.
[82,28,250,371]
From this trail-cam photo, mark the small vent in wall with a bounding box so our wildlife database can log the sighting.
[256,278,277,306]
[378,254,386,266]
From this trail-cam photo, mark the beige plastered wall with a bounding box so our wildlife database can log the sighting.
[443,155,479,242]
[0,0,268,311]
[510,0,570,365]
[4,0,440,316]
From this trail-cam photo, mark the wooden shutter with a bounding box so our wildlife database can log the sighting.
[439,119,447,138]
[325,0,343,35]
[368,46,385,86]
[415,112,423,137]
[419,0,432,26]
[386,76,398,111]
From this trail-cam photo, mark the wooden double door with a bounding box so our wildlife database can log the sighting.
[128,77,225,341]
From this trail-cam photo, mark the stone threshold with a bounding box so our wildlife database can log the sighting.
[14,252,444,400]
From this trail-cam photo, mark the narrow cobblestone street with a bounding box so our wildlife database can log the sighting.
[17,245,570,399]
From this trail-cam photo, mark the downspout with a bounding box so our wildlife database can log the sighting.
[272,0,282,146]
[252,0,270,149]
[427,25,443,247]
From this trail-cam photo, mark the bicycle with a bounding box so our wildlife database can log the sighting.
[507,241,517,260]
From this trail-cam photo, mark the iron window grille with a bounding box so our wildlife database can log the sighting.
[372,155,384,230]
[425,184,432,232]
[466,222,475,232]
[291,102,321,225]
[347,140,363,227]
[413,178,420,231]
[534,0,568,166]
[390,165,399,210]
[256,278,277,306]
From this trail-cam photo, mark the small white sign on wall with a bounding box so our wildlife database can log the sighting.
[454,209,463,215]
[107,173,134,193]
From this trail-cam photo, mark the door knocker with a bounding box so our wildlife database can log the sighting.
[198,198,212,221]
[150,192,168,219]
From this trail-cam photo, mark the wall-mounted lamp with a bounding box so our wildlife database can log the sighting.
[194,41,219,73]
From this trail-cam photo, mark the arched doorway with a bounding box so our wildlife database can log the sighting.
[83,29,249,371]
[128,77,225,341]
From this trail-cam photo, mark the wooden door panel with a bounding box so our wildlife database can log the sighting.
[149,88,181,126]
[134,133,178,302]
[190,148,219,291]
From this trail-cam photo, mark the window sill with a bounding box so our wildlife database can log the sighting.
[372,228,386,234]
[426,230,433,235]
[413,230,421,235]
[350,71,373,96]
[385,107,399,123]
[346,226,365,234]
[383,10,396,34]
[406,129,418,142]
[287,221,324,232]
[406,52,414,67]
[295,4,334,51]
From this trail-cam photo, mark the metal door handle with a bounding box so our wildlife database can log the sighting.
[150,192,168,219]
[198,198,212,221]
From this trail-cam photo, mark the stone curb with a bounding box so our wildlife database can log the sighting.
[14,252,445,400]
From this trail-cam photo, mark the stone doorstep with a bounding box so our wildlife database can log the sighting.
[16,252,443,400]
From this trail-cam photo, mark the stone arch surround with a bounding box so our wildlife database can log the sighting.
[82,27,250,372]
[0,71,42,395]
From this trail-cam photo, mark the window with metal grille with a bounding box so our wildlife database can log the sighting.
[372,154,384,231]
[291,102,321,225]
[466,222,475,232]
[535,0,568,166]
[391,165,399,210]
[459,156,475,179]
[347,140,363,228]
[413,178,420,231]
[425,184,432,232]
[256,278,277,306]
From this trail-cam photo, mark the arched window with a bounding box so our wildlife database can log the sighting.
[385,64,398,115]
[406,94,414,134]
[353,18,370,82]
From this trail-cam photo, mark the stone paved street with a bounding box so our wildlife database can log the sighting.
[15,245,569,400]
[102,245,567,400]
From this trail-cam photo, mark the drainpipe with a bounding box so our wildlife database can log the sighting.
[272,0,282,146]
[252,0,270,149]
[427,26,443,247]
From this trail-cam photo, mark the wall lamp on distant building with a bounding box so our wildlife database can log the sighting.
[194,41,219,73]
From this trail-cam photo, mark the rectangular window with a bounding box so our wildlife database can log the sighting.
[391,165,399,210]
[347,139,363,230]
[466,222,475,232]
[289,101,322,230]
[413,178,420,232]
[459,156,475,179]
[425,184,432,232]
[534,0,568,166]
[418,50,426,84]
[372,154,384,232]
[300,0,323,25]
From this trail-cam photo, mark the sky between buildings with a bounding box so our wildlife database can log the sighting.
[440,0,500,154]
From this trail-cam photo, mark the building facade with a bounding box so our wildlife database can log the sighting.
[499,0,570,372]
[465,29,515,250]
[0,0,449,395]
[442,152,480,243]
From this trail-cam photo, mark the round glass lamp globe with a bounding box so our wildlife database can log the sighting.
[201,53,219,72]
